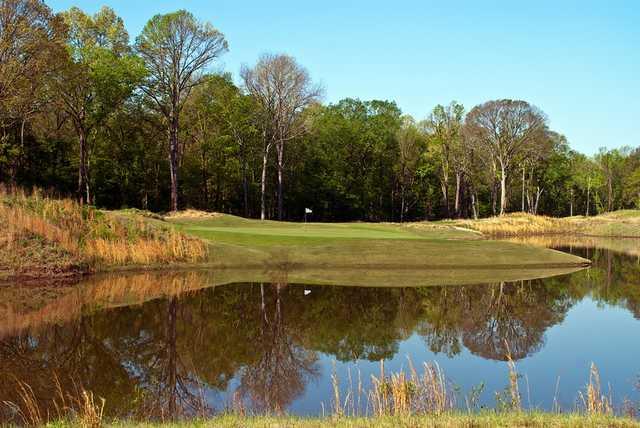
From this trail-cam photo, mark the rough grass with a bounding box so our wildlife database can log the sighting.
[444,211,640,238]
[0,188,207,281]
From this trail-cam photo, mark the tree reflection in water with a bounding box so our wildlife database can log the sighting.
[237,283,319,413]
[418,280,574,360]
[0,246,639,422]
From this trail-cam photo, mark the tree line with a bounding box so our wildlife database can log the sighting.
[1,1,638,221]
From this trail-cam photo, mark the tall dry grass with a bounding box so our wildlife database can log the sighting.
[0,187,207,269]
[450,212,578,237]
[368,360,453,416]
[326,359,622,420]
[447,211,640,238]
[579,363,613,416]
[329,359,454,418]
[3,376,104,427]
[2,361,631,425]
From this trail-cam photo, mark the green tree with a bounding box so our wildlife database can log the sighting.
[423,101,465,217]
[395,116,425,221]
[56,6,145,204]
[181,74,259,215]
[0,0,67,185]
[136,10,228,211]
[305,99,402,221]
[594,147,628,212]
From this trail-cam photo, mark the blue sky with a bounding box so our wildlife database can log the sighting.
[47,0,639,155]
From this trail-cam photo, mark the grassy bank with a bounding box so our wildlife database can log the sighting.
[168,213,588,272]
[1,190,596,283]
[0,189,206,282]
[443,211,640,238]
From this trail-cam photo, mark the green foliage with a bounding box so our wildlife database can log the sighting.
[1,4,638,222]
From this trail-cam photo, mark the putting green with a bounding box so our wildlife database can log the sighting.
[168,214,590,274]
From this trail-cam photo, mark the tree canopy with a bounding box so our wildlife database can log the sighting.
[0,2,638,220]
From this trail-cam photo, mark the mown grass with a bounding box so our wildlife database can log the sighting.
[37,413,640,428]
[97,413,640,427]
[0,188,207,281]
[168,214,589,272]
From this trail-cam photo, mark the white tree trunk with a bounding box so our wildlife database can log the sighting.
[500,163,507,215]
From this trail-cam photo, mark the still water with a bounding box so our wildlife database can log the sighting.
[0,240,639,420]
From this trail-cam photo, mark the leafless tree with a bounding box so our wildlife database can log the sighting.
[241,54,322,220]
[466,100,546,215]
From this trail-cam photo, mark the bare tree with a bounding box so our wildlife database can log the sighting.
[241,54,322,220]
[466,100,546,215]
[136,10,227,211]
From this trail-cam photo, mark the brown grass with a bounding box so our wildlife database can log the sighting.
[579,363,613,416]
[364,359,453,417]
[0,187,208,278]
[447,213,575,237]
[445,211,640,238]
[3,376,104,427]
[164,209,223,220]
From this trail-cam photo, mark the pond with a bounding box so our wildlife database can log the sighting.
[0,239,639,421]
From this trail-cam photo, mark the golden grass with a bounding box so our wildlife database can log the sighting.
[446,213,574,237]
[330,359,454,418]
[5,376,105,427]
[579,363,613,416]
[164,209,223,220]
[445,211,640,238]
[0,187,207,276]
[502,235,640,257]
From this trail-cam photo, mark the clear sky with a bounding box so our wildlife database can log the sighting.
[46,0,639,155]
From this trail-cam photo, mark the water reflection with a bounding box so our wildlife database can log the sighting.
[0,245,639,421]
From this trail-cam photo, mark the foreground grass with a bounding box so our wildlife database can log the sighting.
[44,413,640,428]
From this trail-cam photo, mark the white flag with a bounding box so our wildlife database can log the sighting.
[305,208,312,214]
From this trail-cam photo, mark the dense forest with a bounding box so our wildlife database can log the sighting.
[1,1,639,221]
